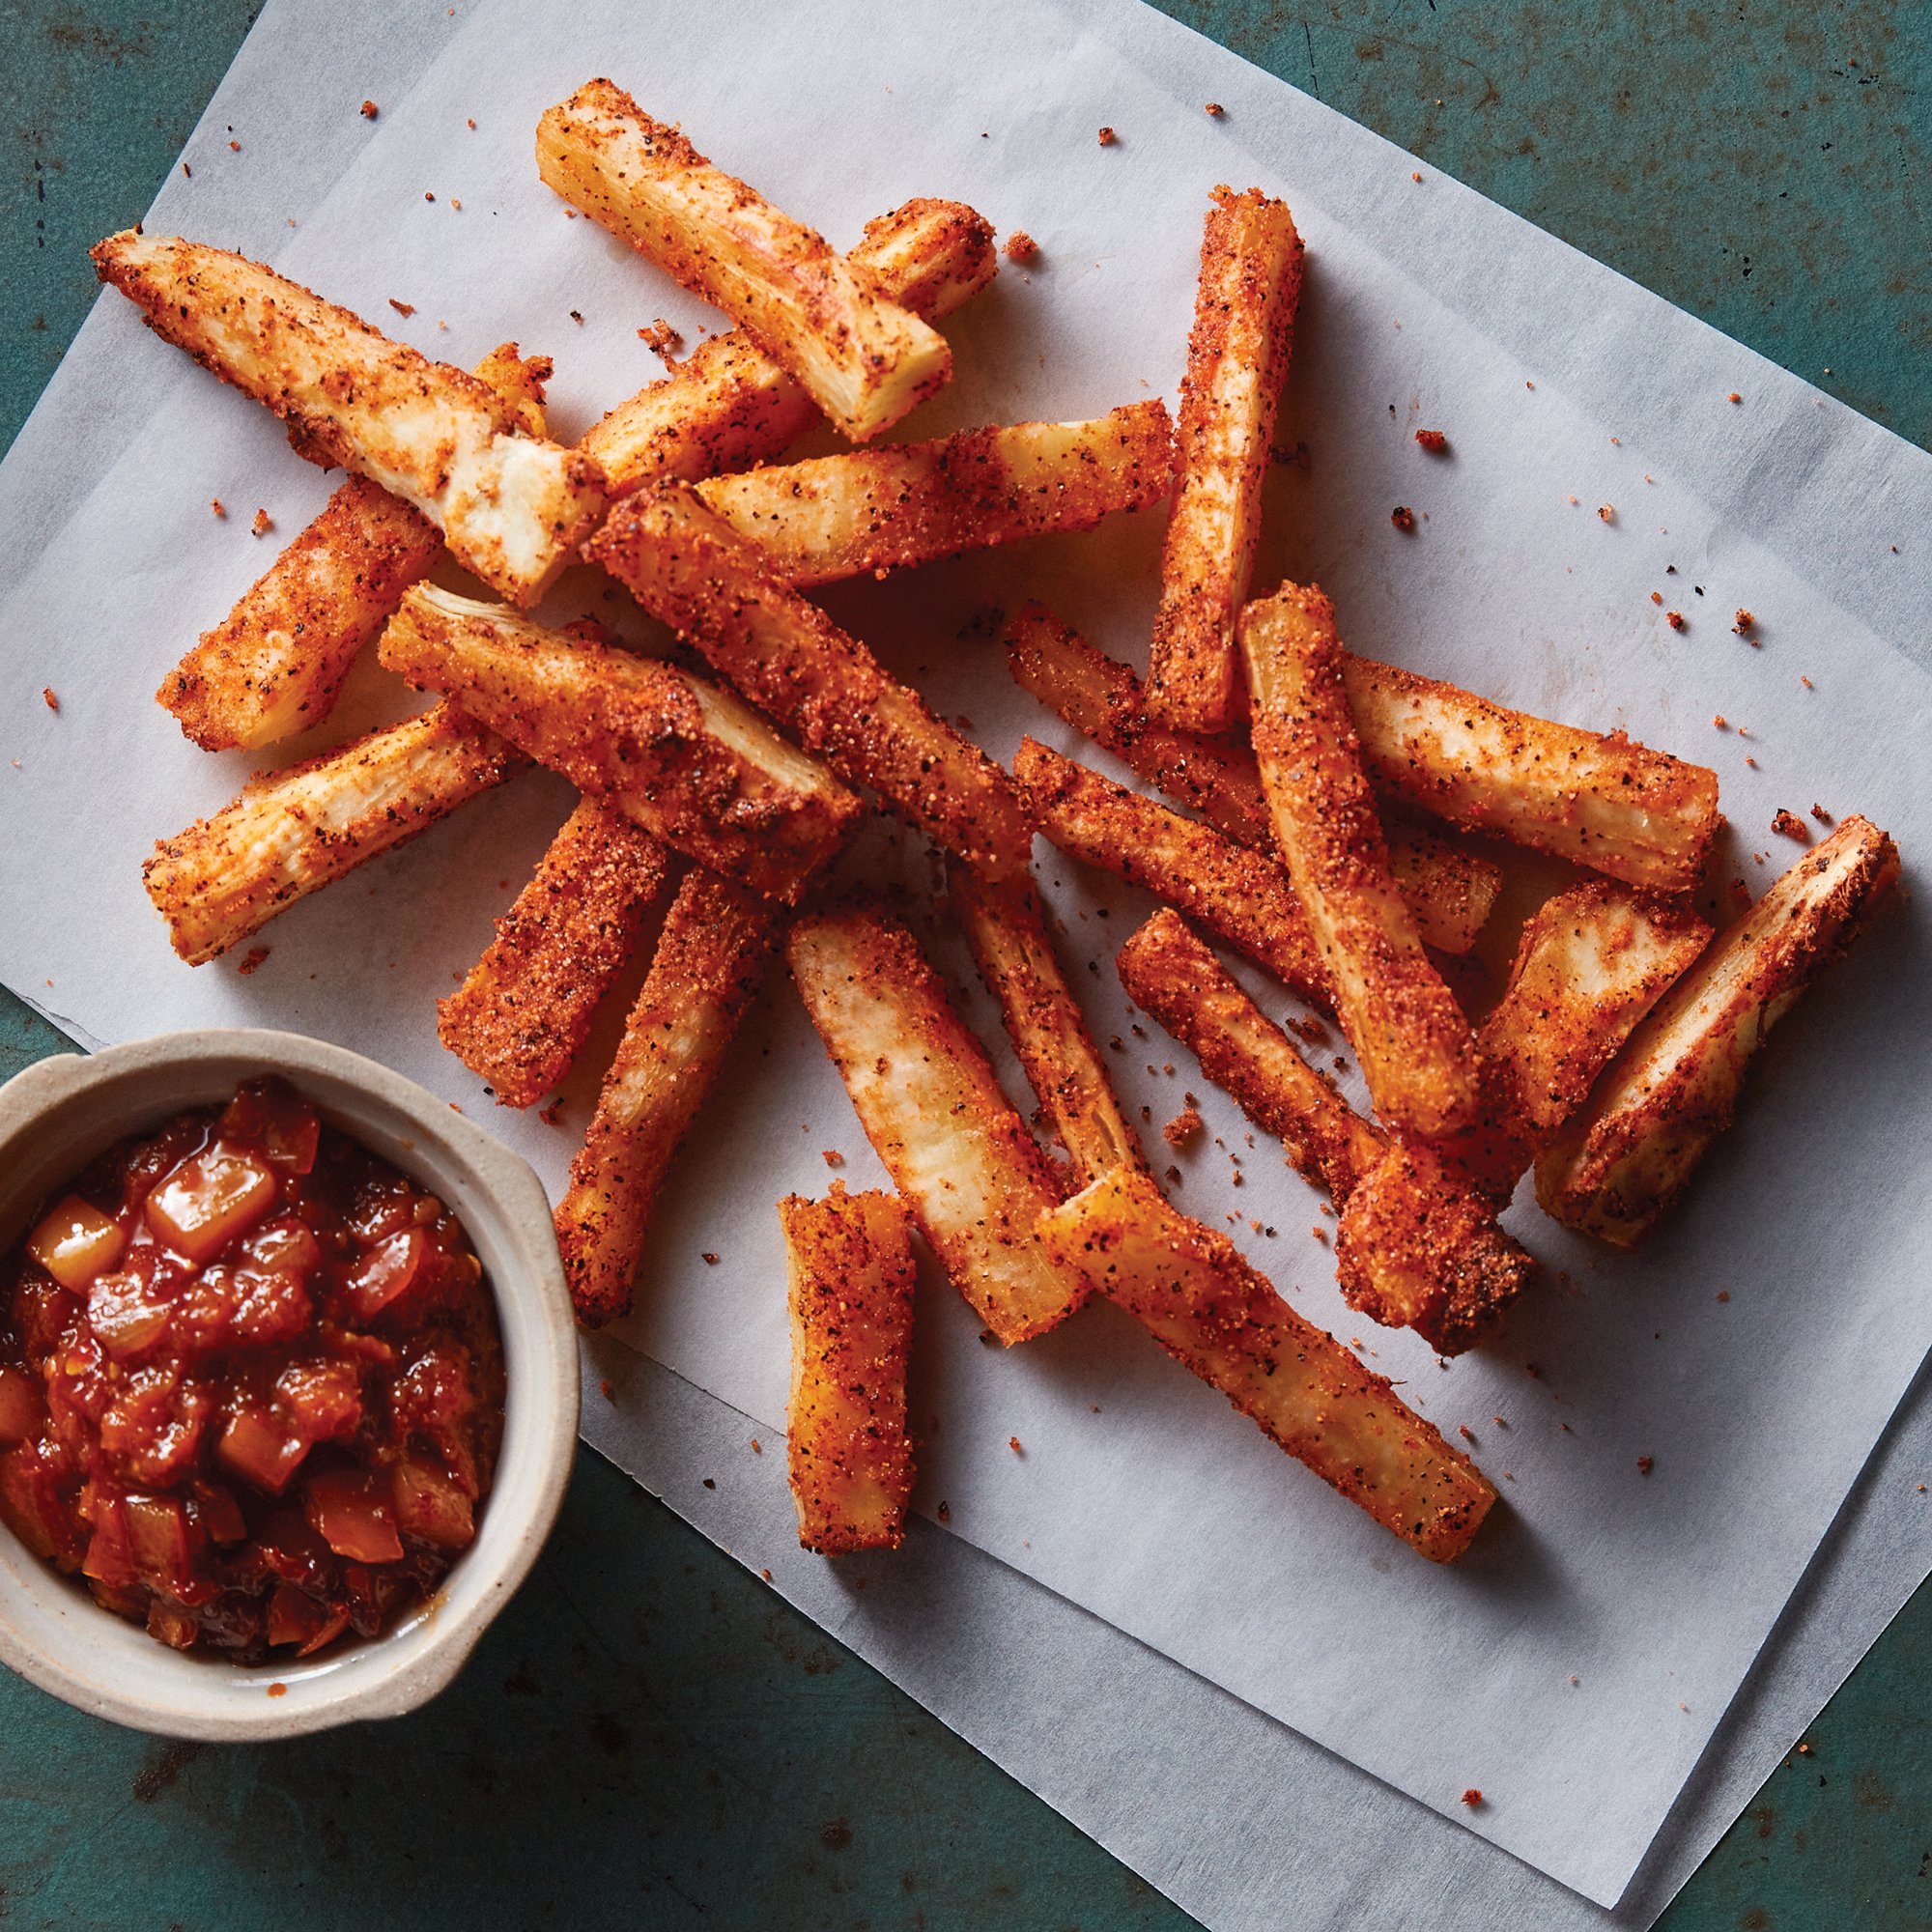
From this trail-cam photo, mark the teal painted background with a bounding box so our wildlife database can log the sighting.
[1,3,1927,1926]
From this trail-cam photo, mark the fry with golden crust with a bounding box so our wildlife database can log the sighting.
[694,402,1173,587]
[582,198,997,494]
[1116,908,1531,1352]
[378,584,860,902]
[1342,654,1720,893]
[91,233,608,604]
[781,1184,917,1554]
[1536,815,1898,1246]
[952,863,1144,1182]
[1037,1165,1495,1559]
[437,799,670,1107]
[1016,736,1326,1003]
[144,702,525,966]
[537,79,950,441]
[1005,603,1501,952]
[1147,187,1304,734]
[555,871,781,1327]
[1241,584,1482,1137]
[786,904,1088,1346]
[587,486,1033,881]
[158,346,554,753]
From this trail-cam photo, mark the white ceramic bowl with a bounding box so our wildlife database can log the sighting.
[0,1029,579,1739]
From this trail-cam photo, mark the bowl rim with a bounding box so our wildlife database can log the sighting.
[0,1027,580,1740]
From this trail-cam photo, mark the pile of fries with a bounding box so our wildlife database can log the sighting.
[99,79,1900,1566]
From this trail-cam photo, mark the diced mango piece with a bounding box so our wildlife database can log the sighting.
[216,1405,309,1495]
[267,1581,351,1655]
[122,1492,193,1590]
[304,1469,404,1564]
[27,1196,128,1291]
[218,1077,322,1175]
[145,1145,278,1264]
[392,1455,475,1548]
[0,1364,43,1447]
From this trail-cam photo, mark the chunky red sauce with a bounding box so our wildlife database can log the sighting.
[0,1077,503,1662]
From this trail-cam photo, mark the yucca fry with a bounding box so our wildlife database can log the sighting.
[438,799,671,1108]
[555,871,781,1327]
[952,863,1144,1183]
[786,904,1088,1346]
[1005,604,1501,952]
[158,346,554,753]
[1147,187,1304,734]
[144,703,525,966]
[582,198,997,495]
[1343,655,1719,894]
[587,486,1033,881]
[537,79,950,441]
[1116,909,1530,1352]
[1536,815,1898,1247]
[91,233,608,605]
[694,402,1173,588]
[1241,584,1483,1137]
[1037,1165,1494,1559]
[378,584,859,902]
[781,1184,917,1554]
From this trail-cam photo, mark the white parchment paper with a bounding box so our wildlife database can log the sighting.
[3,0,1929,1916]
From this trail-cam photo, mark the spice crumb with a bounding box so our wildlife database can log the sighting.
[1009,1435,1023,1456]
[1810,803,1833,824]
[1003,230,1039,264]
[210,497,226,518]
[936,1501,951,1522]
[388,298,416,317]
[569,308,584,325]
[1458,1425,1475,1442]
[1773,809,1809,841]
[237,946,270,976]
[1733,608,1755,636]
[1718,1291,1731,1302]
[1096,126,1116,145]
[1163,1106,1204,1148]
[41,688,58,714]
[1205,101,1225,116]
[1414,428,1447,452]
[638,317,683,358]
[1410,170,1422,183]
[228,138,241,152]
[701,1251,720,1265]
[1461,1789,1483,1808]
[1598,504,1615,524]
[267,1682,287,1698]
[759,1567,772,1580]
[1637,1456,1655,1476]
[1727,390,1742,404]
[360,99,379,119]
[821,1149,844,1167]
[598,1378,613,1402]
[424,191,435,202]
[467,117,476,129]
[1390,505,1416,531]
[1665,610,1685,631]
[750,1438,761,1455]
[1650,591,1663,606]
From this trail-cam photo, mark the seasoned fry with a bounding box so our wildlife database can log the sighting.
[91,233,609,605]
[1241,584,1482,1137]
[780,1185,917,1554]
[580,197,997,494]
[378,584,860,902]
[537,79,951,441]
[1037,1165,1495,1559]
[1536,815,1898,1246]
[1148,187,1304,733]
[555,871,781,1326]
[694,403,1173,587]
[437,799,670,1108]
[1006,603,1501,952]
[1116,909,1531,1352]
[952,863,1143,1182]
[1016,736,1326,1003]
[1342,653,1720,893]
[158,346,554,753]
[143,703,525,966]
[787,904,1088,1345]
[586,486,1033,881]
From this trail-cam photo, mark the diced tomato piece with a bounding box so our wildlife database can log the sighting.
[26,1197,128,1291]
[343,1229,426,1323]
[191,1481,248,1546]
[345,1177,417,1243]
[219,1078,322,1177]
[0,1364,43,1447]
[147,1603,201,1651]
[12,1274,77,1357]
[99,1372,212,1489]
[392,1345,480,1492]
[250,1506,333,1592]
[304,1469,404,1564]
[230,1268,312,1350]
[216,1405,308,1495]
[144,1145,277,1265]
[392,1455,475,1549]
[0,1446,77,1565]
[238,1217,322,1279]
[81,1494,135,1589]
[121,1493,194,1590]
[274,1359,363,1446]
[86,1272,172,1362]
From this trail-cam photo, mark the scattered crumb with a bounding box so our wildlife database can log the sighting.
[750,1438,761,1455]
[1390,505,1416,532]
[1773,809,1809,841]
[1797,1741,1812,1754]
[702,1478,715,1491]
[467,117,477,130]
[598,1378,613,1402]
[1461,1789,1483,1808]
[1205,101,1225,116]
[1570,1675,1580,1687]
[1598,504,1615,524]
[821,1149,844,1168]
[424,191,435,202]
[1801,674,1814,689]
[1810,803,1833,824]
[1727,391,1742,404]
[1637,1456,1655,1476]
[701,1251,720,1265]
[1733,608,1755,636]
[1718,1291,1731,1302]
[1270,439,1311,469]
[1665,610,1685,631]
[760,1567,772,1581]
[267,1682,287,1698]
[210,497,226,518]
[1651,591,1663,606]
[936,1501,951,1522]
[638,317,683,358]
[1096,126,1116,145]
[251,508,273,537]
[388,298,416,317]
[1163,1106,1204,1148]
[1410,170,1422,183]
[1009,1435,1023,1455]
[450,198,462,211]
[41,688,58,713]
[228,138,241,152]
[1310,1224,1328,1245]
[1414,428,1447,452]
[237,946,270,976]
[1003,230,1039,264]
[1459,1425,1475,1442]
[360,99,379,119]
[182,162,190,178]
[569,308,584,325]
[539,1098,564,1126]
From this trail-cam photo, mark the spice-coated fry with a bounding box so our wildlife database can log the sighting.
[586,486,1033,881]
[437,799,670,1109]
[694,402,1173,587]
[156,346,554,753]
[1148,187,1304,733]
[787,903,1088,1346]
[378,584,860,902]
[554,870,781,1327]
[1037,1164,1495,1559]
[581,197,997,494]
[781,1184,918,1554]
[537,79,951,441]
[1005,603,1501,952]
[91,233,608,605]
[1536,815,1897,1246]
[1115,908,1531,1353]
[144,702,525,967]
[952,863,1144,1183]
[1241,584,1483,1138]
